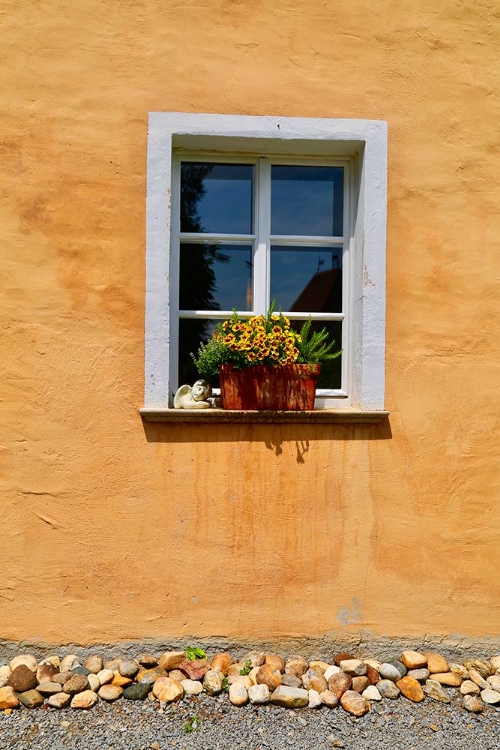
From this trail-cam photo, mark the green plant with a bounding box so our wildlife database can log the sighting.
[183,715,200,733]
[193,302,341,379]
[221,676,229,692]
[184,646,207,661]
[239,659,253,676]
[295,318,342,365]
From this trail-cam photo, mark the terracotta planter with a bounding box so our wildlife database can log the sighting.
[219,363,321,410]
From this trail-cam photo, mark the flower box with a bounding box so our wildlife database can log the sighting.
[219,363,321,411]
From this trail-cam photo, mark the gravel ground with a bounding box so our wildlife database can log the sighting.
[1,690,499,750]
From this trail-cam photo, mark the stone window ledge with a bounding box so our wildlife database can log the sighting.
[139,407,389,424]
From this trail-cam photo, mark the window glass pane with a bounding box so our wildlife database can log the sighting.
[290,319,342,390]
[181,163,254,234]
[179,242,253,311]
[270,245,342,312]
[178,319,222,388]
[271,165,343,237]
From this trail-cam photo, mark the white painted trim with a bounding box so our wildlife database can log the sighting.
[145,113,387,410]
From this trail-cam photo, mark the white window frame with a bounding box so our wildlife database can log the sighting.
[145,112,387,410]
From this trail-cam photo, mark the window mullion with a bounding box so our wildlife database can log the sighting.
[254,157,271,314]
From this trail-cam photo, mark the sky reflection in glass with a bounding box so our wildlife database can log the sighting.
[181,163,254,235]
[271,245,342,312]
[180,243,252,311]
[271,165,343,237]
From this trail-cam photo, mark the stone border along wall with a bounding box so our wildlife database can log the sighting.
[1,644,500,716]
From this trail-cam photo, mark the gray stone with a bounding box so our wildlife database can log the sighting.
[123,682,151,700]
[281,673,302,688]
[379,663,403,682]
[180,679,203,695]
[119,660,139,678]
[377,679,400,699]
[71,666,91,676]
[408,668,430,682]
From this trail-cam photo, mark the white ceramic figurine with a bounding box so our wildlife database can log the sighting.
[173,380,212,409]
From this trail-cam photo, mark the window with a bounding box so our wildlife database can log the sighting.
[145,113,387,411]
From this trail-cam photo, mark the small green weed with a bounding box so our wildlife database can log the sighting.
[239,659,253,676]
[184,646,207,661]
[183,714,200,733]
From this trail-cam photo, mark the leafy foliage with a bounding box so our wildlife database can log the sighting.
[183,714,200,733]
[239,659,253,676]
[295,318,342,365]
[184,646,207,661]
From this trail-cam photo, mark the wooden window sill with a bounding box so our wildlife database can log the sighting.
[139,407,389,424]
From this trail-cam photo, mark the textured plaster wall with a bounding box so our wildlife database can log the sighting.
[1,0,499,644]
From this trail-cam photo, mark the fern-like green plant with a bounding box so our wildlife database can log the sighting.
[296,318,342,365]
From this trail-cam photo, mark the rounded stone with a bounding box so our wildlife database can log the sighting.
[377,679,400,699]
[487,674,500,692]
[281,673,302,688]
[245,651,266,668]
[270,685,309,708]
[285,656,309,677]
[180,679,203,695]
[352,676,370,693]
[9,655,38,673]
[48,692,71,708]
[36,663,58,684]
[248,683,270,704]
[468,669,489,690]
[463,694,483,713]
[157,679,184,703]
[340,689,369,717]
[379,663,403,682]
[0,666,11,689]
[84,655,103,674]
[423,679,451,703]
[480,689,500,705]
[203,669,223,696]
[98,684,123,702]
[87,674,100,692]
[71,690,98,709]
[363,685,382,701]
[210,653,232,675]
[265,654,286,673]
[319,689,339,707]
[308,689,322,708]
[158,652,184,671]
[256,664,281,691]
[37,681,62,695]
[401,651,427,670]
[0,686,19,709]
[460,680,480,695]
[431,672,463,687]
[408,668,430,683]
[301,669,327,693]
[328,671,352,698]
[123,683,151,700]
[396,676,424,702]
[118,660,139,678]
[97,669,114,686]
[229,682,248,706]
[324,665,341,681]
[59,655,79,672]
[424,653,449,674]
[18,690,44,708]
[63,674,89,694]
[7,665,37,693]
[339,659,366,676]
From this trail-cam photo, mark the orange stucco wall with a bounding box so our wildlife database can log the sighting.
[1,0,499,645]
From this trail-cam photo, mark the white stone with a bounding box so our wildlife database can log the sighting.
[9,654,38,672]
[324,665,341,681]
[229,682,248,706]
[0,665,11,688]
[490,655,500,671]
[460,680,480,696]
[181,679,203,695]
[362,685,382,701]
[481,689,500,705]
[87,674,100,692]
[487,674,500,692]
[97,669,114,686]
[308,689,322,708]
[248,683,270,704]
[60,655,79,672]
